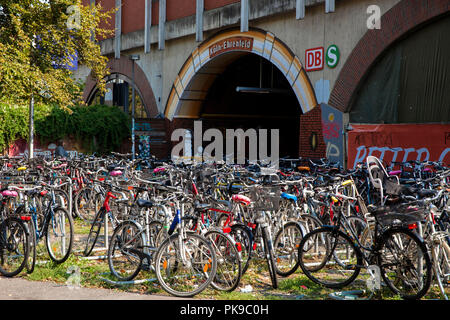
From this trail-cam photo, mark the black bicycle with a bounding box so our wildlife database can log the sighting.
[11,183,74,271]
[297,192,432,300]
[0,215,30,277]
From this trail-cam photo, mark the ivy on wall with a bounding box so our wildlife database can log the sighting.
[0,102,130,154]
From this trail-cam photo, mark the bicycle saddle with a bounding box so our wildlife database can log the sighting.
[136,199,154,208]
[281,192,297,202]
[232,194,251,205]
[0,190,18,197]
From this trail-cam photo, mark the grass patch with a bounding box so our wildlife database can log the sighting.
[14,216,449,300]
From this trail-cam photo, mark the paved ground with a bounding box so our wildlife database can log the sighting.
[0,276,190,300]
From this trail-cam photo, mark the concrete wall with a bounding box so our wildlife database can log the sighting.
[75,0,401,116]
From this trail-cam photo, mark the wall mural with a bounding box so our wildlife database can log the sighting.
[320,103,344,166]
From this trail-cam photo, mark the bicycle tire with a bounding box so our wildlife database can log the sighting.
[262,227,278,289]
[46,207,74,263]
[13,205,36,274]
[83,208,104,257]
[229,224,253,275]
[430,231,450,300]
[74,187,102,223]
[274,221,303,277]
[331,216,367,268]
[298,227,362,288]
[298,214,323,234]
[378,227,432,300]
[148,220,164,248]
[108,220,144,281]
[25,219,36,274]
[205,229,242,292]
[155,232,217,297]
[54,189,70,214]
[0,217,29,277]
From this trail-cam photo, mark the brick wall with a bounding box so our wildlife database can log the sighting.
[299,105,326,160]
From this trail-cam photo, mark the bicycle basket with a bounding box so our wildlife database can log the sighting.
[375,201,427,227]
[248,185,281,211]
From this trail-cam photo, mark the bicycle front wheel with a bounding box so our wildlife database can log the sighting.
[378,227,432,300]
[274,221,303,277]
[298,227,362,288]
[155,232,217,297]
[205,229,242,292]
[46,208,74,263]
[108,221,144,281]
[25,219,36,274]
[83,208,104,257]
[229,224,253,275]
[262,227,278,289]
[0,217,29,277]
[74,187,102,223]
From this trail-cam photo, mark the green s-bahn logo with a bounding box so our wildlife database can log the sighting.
[326,44,340,69]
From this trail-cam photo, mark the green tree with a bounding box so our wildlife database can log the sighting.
[0,0,114,107]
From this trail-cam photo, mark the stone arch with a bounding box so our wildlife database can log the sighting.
[83,56,159,118]
[329,0,450,112]
[164,27,318,120]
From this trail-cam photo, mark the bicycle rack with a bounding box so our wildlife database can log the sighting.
[99,273,158,286]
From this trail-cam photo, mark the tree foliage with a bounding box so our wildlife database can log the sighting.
[0,102,131,154]
[0,0,114,107]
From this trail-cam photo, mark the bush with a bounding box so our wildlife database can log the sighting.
[0,102,130,154]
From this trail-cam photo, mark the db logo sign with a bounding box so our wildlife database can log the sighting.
[305,47,324,72]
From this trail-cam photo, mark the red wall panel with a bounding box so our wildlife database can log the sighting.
[122,0,145,34]
[92,0,241,40]
[167,0,196,21]
[96,0,116,41]
[204,0,240,11]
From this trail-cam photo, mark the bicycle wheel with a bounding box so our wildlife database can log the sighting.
[430,231,450,300]
[216,213,231,228]
[13,206,36,274]
[83,208,104,257]
[108,221,144,281]
[155,232,217,297]
[298,214,322,234]
[54,189,70,211]
[25,219,36,274]
[148,220,164,248]
[298,227,362,288]
[274,221,303,277]
[74,187,102,222]
[46,207,74,263]
[378,227,432,300]
[262,227,278,289]
[331,216,367,268]
[229,224,253,275]
[0,217,29,277]
[205,229,242,292]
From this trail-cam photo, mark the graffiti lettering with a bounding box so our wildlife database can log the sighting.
[445,132,450,144]
[352,146,450,168]
[322,121,340,140]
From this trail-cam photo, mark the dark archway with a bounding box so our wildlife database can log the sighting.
[165,27,318,159]
[83,56,159,118]
[199,53,301,157]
